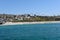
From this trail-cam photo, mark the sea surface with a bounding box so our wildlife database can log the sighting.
[0,23,60,40]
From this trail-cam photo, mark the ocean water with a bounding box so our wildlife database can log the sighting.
[0,23,60,40]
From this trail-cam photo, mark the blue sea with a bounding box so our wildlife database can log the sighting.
[0,23,60,40]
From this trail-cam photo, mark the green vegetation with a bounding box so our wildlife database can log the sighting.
[0,14,59,22]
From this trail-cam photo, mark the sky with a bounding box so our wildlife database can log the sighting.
[0,0,60,16]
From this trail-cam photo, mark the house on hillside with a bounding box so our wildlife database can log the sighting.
[15,15,24,20]
[23,14,31,20]
[0,18,6,24]
[55,16,60,21]
[15,14,31,20]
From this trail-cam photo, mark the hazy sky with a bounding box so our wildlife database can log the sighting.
[0,0,60,16]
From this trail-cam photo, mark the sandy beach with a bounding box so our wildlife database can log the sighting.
[2,21,60,25]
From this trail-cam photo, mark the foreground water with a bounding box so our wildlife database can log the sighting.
[0,23,60,40]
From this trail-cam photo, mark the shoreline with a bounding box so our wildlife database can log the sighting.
[2,21,60,26]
